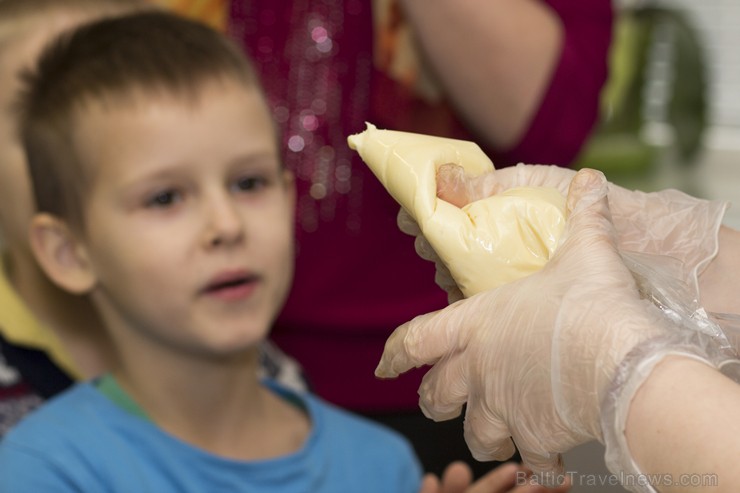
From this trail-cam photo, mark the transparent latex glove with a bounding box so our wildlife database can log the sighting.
[380,169,732,483]
[400,163,727,302]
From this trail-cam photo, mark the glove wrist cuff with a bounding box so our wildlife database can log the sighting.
[600,333,739,493]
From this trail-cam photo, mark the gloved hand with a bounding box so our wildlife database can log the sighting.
[381,169,735,489]
[399,163,727,303]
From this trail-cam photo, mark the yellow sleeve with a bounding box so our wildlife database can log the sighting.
[147,0,228,32]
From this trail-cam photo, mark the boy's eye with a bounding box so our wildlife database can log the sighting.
[146,190,181,208]
[234,176,268,192]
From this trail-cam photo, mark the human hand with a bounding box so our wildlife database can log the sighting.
[418,462,570,493]
[416,163,726,300]
[382,169,732,480]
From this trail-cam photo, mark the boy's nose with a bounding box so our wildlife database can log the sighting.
[202,194,245,248]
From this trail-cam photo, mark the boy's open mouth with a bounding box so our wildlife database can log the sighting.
[203,271,260,297]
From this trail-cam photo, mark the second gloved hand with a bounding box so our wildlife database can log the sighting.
[381,169,732,484]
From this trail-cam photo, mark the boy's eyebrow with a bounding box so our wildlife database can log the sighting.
[226,152,281,169]
[112,166,192,204]
[117,151,282,189]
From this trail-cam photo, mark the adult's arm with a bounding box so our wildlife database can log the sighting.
[398,0,611,160]
[699,226,740,316]
[625,356,740,493]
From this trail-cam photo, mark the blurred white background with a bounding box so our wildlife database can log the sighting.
[625,0,740,226]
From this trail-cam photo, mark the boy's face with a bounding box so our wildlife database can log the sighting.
[69,81,295,358]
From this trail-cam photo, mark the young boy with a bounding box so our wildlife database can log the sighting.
[0,0,305,438]
[0,10,425,492]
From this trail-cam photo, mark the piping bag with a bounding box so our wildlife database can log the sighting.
[348,123,565,298]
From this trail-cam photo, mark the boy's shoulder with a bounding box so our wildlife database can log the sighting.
[0,382,142,492]
[1,382,101,448]
[0,359,44,439]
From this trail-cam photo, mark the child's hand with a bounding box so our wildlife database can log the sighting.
[418,462,570,493]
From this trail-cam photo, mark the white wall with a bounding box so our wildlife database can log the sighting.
[656,0,740,228]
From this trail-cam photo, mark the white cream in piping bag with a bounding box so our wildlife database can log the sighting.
[347,123,566,297]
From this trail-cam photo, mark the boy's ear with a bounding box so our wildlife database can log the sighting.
[28,214,96,294]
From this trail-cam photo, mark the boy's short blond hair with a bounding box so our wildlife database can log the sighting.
[17,11,261,230]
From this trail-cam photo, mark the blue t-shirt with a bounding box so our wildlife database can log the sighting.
[0,379,422,493]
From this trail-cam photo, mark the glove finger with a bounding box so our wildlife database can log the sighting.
[437,163,472,207]
[433,260,461,296]
[437,163,509,204]
[554,168,621,265]
[565,168,609,217]
[375,300,476,378]
[437,163,577,208]
[397,207,422,236]
[413,228,465,300]
[415,235,441,262]
[432,259,465,303]
[463,399,517,462]
[555,171,644,298]
[446,287,464,305]
[418,351,469,421]
[494,163,575,194]
[515,446,564,488]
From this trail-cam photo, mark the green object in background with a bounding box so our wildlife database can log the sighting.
[577,133,657,184]
[575,5,708,187]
